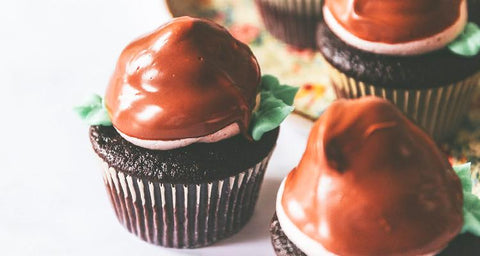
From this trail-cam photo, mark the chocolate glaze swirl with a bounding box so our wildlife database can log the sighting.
[105,17,261,140]
[325,0,464,43]
[282,97,463,255]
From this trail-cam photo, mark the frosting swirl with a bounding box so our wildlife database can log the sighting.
[281,97,463,255]
[105,17,261,140]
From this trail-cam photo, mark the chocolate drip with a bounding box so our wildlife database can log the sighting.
[105,17,261,140]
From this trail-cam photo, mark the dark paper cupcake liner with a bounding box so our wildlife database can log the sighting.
[99,151,273,248]
[327,63,480,141]
[255,0,323,49]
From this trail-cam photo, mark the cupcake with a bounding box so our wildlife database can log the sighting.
[254,0,323,49]
[270,97,480,255]
[76,17,297,248]
[317,0,480,141]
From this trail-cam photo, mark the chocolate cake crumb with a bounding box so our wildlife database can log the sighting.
[90,125,278,184]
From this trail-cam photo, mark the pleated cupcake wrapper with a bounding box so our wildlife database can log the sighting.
[99,152,273,249]
[255,0,323,49]
[327,63,480,141]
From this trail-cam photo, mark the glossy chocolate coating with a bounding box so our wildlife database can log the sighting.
[282,97,463,255]
[325,0,463,43]
[105,17,261,140]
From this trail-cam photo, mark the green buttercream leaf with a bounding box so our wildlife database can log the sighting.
[261,75,280,91]
[250,75,298,141]
[261,75,298,105]
[463,193,480,236]
[448,22,480,57]
[73,94,112,126]
[453,163,480,236]
[454,163,473,193]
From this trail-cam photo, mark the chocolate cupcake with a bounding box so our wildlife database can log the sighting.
[317,0,480,141]
[254,0,323,49]
[76,17,297,248]
[270,97,480,255]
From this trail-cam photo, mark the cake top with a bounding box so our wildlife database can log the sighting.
[75,17,297,150]
[322,0,477,55]
[281,97,463,255]
[105,16,261,140]
[324,0,463,43]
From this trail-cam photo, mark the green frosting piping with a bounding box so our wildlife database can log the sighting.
[250,75,298,141]
[448,22,480,57]
[73,94,112,126]
[453,163,480,236]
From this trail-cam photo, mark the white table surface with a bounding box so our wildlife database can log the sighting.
[0,1,313,255]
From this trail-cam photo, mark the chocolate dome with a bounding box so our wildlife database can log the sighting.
[324,0,465,43]
[105,17,261,140]
[281,97,463,255]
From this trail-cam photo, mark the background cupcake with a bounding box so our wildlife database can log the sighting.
[254,0,323,49]
[271,97,480,255]
[317,0,480,141]
[77,17,297,248]
[164,0,215,17]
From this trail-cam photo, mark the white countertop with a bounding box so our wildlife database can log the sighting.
[0,1,313,255]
